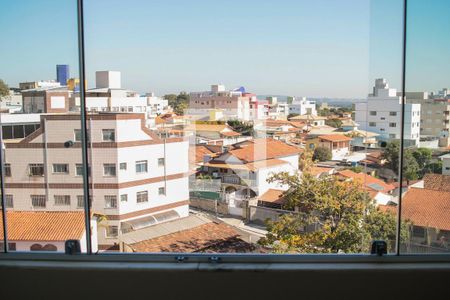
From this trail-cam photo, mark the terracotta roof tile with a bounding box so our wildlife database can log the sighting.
[129,222,255,253]
[337,170,395,194]
[258,189,286,204]
[0,211,85,241]
[423,173,450,192]
[402,188,450,230]
[227,138,300,162]
[318,134,352,142]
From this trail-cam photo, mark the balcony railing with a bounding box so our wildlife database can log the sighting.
[222,175,257,187]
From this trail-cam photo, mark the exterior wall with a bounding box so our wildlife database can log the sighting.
[22,90,70,113]
[288,98,317,116]
[442,157,450,176]
[355,100,421,145]
[318,140,350,160]
[257,161,297,196]
[4,114,189,247]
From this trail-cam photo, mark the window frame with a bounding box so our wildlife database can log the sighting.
[103,163,117,177]
[135,160,148,174]
[102,129,115,142]
[52,164,69,174]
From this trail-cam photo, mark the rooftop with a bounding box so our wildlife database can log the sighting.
[423,173,450,192]
[0,211,86,241]
[319,134,352,142]
[127,220,255,253]
[337,170,395,194]
[402,188,450,231]
[258,189,286,204]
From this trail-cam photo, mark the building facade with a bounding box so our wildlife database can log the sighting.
[3,113,189,249]
[355,78,421,146]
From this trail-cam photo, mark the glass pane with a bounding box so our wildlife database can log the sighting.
[399,0,450,254]
[0,0,94,253]
[79,0,405,255]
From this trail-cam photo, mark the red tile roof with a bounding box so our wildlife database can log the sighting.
[258,189,286,204]
[0,211,86,241]
[319,134,352,142]
[226,138,301,162]
[128,222,255,253]
[402,188,450,230]
[337,170,395,194]
[423,173,450,192]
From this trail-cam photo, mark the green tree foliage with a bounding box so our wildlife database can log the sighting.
[227,120,254,136]
[325,118,343,128]
[0,79,9,98]
[313,146,332,161]
[382,141,438,180]
[259,173,408,253]
[348,165,364,173]
[164,92,189,115]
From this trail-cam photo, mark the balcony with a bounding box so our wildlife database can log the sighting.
[222,175,257,187]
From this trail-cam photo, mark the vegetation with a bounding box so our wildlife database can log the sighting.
[348,165,364,173]
[259,171,408,253]
[163,92,189,115]
[227,120,254,136]
[313,146,332,161]
[325,118,343,128]
[382,141,438,180]
[318,106,352,117]
[0,79,9,98]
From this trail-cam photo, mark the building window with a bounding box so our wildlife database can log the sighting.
[0,195,13,208]
[103,164,116,176]
[158,158,165,167]
[54,195,71,206]
[31,195,46,208]
[4,163,11,177]
[120,194,128,202]
[120,162,127,170]
[105,195,117,208]
[369,122,376,127]
[106,226,119,238]
[29,164,44,176]
[135,160,148,173]
[77,195,92,208]
[369,111,377,116]
[74,129,82,142]
[389,134,397,139]
[389,122,397,127]
[102,129,115,142]
[53,164,69,174]
[74,129,89,142]
[158,187,166,195]
[76,164,91,176]
[136,191,148,203]
[0,242,16,251]
[389,111,397,116]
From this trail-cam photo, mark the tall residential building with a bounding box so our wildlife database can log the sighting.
[188,85,267,121]
[56,65,70,86]
[69,71,169,127]
[405,92,450,147]
[3,113,189,250]
[355,78,421,146]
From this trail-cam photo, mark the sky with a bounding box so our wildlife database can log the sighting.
[0,0,448,98]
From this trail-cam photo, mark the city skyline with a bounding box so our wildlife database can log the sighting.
[0,0,448,98]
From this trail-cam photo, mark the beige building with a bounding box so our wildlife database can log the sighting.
[3,113,189,250]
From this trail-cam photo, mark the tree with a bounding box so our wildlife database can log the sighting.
[325,119,343,128]
[164,92,189,115]
[227,120,254,136]
[0,79,9,98]
[348,165,364,173]
[259,173,408,253]
[382,141,420,180]
[313,146,332,161]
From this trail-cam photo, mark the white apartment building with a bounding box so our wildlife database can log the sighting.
[355,78,421,146]
[288,96,317,116]
[70,71,169,127]
[200,138,300,216]
[3,113,189,250]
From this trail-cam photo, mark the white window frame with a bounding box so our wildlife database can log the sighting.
[104,195,118,209]
[136,191,148,203]
[135,160,148,174]
[52,164,69,174]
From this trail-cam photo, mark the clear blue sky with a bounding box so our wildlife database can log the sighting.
[0,0,448,98]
